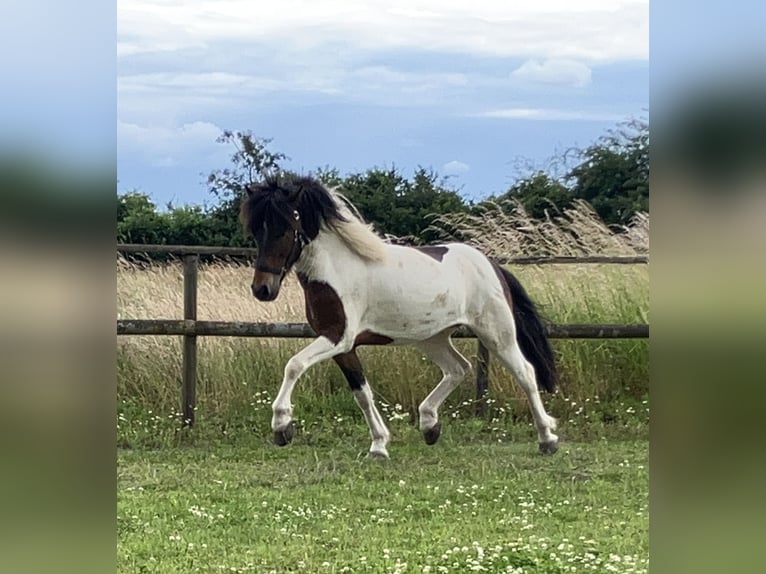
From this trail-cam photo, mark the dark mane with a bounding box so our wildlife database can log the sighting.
[240,174,347,240]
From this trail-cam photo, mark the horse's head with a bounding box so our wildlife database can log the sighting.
[239,174,341,301]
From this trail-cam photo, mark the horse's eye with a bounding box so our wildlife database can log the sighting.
[293,210,300,221]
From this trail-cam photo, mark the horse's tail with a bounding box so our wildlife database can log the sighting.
[494,264,558,393]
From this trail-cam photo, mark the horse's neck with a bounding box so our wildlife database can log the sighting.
[294,230,364,282]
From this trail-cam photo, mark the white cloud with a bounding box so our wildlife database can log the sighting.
[118,66,470,122]
[476,108,624,121]
[118,1,648,62]
[442,160,470,175]
[117,1,647,124]
[119,72,299,97]
[511,59,592,87]
[118,68,466,99]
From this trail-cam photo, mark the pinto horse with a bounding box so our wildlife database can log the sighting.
[240,174,559,458]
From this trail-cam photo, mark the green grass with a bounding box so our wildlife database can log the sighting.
[117,332,648,451]
[118,431,648,573]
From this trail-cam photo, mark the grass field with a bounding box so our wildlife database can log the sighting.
[118,431,648,574]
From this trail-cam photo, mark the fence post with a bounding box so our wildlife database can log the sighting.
[475,341,490,416]
[182,255,198,427]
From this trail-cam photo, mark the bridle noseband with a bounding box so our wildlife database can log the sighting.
[254,210,308,279]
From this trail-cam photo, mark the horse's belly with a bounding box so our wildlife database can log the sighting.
[360,290,467,341]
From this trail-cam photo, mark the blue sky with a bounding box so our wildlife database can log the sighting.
[117,1,649,207]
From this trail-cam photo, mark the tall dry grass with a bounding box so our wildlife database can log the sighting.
[117,204,649,446]
[428,199,648,257]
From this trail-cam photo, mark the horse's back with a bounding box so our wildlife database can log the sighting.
[354,242,502,341]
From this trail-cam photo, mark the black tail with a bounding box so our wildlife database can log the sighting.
[494,264,558,393]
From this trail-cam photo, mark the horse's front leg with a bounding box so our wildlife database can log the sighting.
[271,336,350,445]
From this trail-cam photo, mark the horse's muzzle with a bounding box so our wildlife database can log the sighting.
[252,281,280,301]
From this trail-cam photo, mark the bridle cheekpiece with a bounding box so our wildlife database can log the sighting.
[254,209,309,279]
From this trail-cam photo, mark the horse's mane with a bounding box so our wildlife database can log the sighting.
[240,174,387,263]
[326,188,390,262]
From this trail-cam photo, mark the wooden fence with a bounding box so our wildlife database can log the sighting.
[117,244,649,426]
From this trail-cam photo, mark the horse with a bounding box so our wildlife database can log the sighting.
[239,173,559,458]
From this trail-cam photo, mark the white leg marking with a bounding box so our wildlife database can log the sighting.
[416,334,472,434]
[353,383,391,458]
[493,341,558,445]
[509,346,558,443]
[271,336,349,432]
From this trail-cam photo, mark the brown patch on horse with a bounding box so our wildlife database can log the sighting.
[354,330,394,347]
[433,291,449,307]
[297,273,346,344]
[413,245,449,262]
[333,351,366,390]
[491,262,513,310]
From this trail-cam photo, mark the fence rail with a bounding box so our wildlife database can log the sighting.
[117,319,648,339]
[117,243,648,265]
[116,245,649,427]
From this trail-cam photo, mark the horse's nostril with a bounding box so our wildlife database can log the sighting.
[253,284,270,300]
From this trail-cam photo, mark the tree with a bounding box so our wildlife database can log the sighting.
[338,167,468,240]
[117,190,156,224]
[164,205,212,246]
[205,131,289,246]
[206,131,288,202]
[499,171,572,219]
[568,118,648,225]
[117,191,170,245]
[314,165,344,188]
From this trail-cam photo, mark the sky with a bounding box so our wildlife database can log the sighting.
[116,0,650,207]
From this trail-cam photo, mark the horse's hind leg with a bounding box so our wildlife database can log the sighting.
[415,332,472,445]
[474,326,559,453]
[334,351,391,458]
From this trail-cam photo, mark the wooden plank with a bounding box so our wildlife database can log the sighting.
[494,255,648,265]
[117,244,647,265]
[547,323,649,338]
[182,255,198,427]
[117,319,648,339]
[118,243,258,257]
[116,320,316,337]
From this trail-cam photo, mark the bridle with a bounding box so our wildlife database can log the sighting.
[254,209,309,279]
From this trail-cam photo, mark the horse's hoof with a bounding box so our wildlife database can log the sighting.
[539,439,559,455]
[273,422,295,446]
[423,422,442,445]
[368,448,389,460]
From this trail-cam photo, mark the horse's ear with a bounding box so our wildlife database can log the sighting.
[283,180,302,201]
[244,183,255,197]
